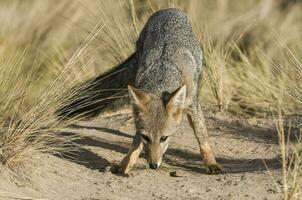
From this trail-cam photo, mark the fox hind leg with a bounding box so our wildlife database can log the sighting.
[186,104,222,174]
[111,133,143,174]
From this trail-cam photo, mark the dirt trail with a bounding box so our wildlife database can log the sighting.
[0,109,282,200]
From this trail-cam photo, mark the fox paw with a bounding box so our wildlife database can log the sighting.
[110,164,129,176]
[206,164,222,174]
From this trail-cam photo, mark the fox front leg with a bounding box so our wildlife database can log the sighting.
[186,104,222,174]
[111,133,143,174]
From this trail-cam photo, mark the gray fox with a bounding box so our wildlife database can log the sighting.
[58,8,221,174]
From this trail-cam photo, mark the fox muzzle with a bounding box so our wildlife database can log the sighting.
[149,162,158,169]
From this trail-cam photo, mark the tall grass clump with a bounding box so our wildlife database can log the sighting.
[0,1,103,178]
[0,49,84,179]
[276,110,302,200]
[275,43,302,200]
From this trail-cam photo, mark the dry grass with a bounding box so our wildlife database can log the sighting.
[277,44,302,200]
[0,50,79,179]
[0,0,301,198]
[276,109,302,200]
[0,4,102,178]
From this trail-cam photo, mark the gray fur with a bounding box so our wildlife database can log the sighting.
[135,8,202,97]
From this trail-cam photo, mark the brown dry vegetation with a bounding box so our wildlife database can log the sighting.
[0,0,301,199]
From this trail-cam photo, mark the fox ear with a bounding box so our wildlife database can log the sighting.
[128,85,151,111]
[166,85,186,119]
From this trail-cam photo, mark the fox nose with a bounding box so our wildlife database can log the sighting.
[149,162,158,169]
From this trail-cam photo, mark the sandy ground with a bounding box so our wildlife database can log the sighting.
[0,109,283,200]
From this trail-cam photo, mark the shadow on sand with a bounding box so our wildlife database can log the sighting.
[59,122,282,174]
[212,117,301,145]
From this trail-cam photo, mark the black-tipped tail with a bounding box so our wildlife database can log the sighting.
[57,53,138,119]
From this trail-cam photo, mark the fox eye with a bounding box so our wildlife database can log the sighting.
[140,134,151,143]
[160,136,168,143]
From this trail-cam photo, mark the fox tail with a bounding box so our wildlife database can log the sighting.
[57,53,138,119]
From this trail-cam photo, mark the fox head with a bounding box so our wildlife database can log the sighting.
[128,85,186,169]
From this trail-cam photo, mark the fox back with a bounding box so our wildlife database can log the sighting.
[128,8,203,168]
[135,8,202,95]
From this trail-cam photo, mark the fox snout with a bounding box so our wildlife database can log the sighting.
[146,143,164,169]
[149,162,158,169]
